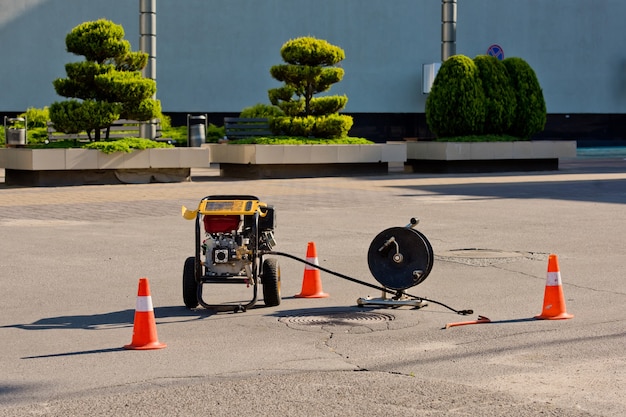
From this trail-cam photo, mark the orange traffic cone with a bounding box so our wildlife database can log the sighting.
[535,254,573,320]
[124,278,167,350]
[295,242,329,298]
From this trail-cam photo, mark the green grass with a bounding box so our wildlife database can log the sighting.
[225,136,374,144]
[83,138,173,153]
[28,137,173,153]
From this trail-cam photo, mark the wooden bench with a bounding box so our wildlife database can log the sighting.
[224,117,271,140]
[47,119,164,142]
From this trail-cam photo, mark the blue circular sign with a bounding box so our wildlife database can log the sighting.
[487,44,504,60]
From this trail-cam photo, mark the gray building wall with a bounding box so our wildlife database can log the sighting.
[0,0,624,115]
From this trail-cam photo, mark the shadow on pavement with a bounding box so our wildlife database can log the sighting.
[1,306,213,332]
[390,177,626,205]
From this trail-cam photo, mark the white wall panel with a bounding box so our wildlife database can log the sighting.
[0,0,623,114]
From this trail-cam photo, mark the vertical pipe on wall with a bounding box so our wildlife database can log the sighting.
[140,0,157,139]
[441,0,457,61]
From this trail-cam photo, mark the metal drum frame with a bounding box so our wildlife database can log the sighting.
[358,218,434,308]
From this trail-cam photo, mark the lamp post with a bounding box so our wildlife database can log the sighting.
[442,0,457,61]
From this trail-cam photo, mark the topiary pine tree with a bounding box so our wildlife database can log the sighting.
[426,55,486,138]
[50,19,161,141]
[473,55,516,135]
[502,57,546,139]
[268,37,352,139]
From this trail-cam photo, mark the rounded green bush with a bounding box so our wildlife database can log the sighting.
[313,114,353,138]
[239,103,284,118]
[473,55,516,135]
[271,114,352,139]
[65,19,129,63]
[280,37,345,66]
[309,96,348,116]
[426,55,486,138]
[502,57,547,139]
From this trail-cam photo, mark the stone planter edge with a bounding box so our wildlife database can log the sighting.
[206,142,408,165]
[406,140,576,161]
[0,147,210,170]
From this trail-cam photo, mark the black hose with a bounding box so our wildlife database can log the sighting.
[261,250,473,316]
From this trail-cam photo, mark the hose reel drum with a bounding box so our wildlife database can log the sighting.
[358,218,434,308]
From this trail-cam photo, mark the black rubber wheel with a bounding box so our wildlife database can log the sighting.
[261,258,281,307]
[183,256,199,308]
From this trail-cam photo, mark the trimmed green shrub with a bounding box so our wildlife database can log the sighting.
[426,55,486,138]
[206,123,225,141]
[313,114,353,138]
[239,103,284,118]
[280,37,345,66]
[121,98,162,122]
[268,36,350,138]
[50,99,121,139]
[502,57,547,139]
[309,96,348,116]
[271,114,353,139]
[65,19,129,63]
[51,19,161,141]
[19,107,50,128]
[83,137,173,154]
[473,55,516,135]
[157,112,171,129]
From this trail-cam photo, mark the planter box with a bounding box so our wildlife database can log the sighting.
[0,147,210,186]
[207,142,407,178]
[405,141,576,173]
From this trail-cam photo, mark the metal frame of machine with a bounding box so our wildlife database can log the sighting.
[181,195,280,312]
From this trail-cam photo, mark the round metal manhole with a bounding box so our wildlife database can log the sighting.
[436,249,547,266]
[280,311,395,326]
[278,312,396,333]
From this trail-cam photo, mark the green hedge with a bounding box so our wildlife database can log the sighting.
[426,54,547,140]
[426,55,486,138]
[239,103,284,118]
[474,55,516,135]
[271,114,353,139]
[503,57,547,139]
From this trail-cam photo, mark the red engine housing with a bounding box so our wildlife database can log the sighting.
[203,215,241,233]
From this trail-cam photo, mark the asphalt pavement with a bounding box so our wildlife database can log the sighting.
[0,158,625,416]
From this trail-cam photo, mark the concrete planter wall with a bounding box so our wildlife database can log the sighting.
[207,142,407,178]
[405,141,576,173]
[0,147,210,186]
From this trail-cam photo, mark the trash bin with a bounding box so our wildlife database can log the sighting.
[187,114,207,147]
[4,116,27,147]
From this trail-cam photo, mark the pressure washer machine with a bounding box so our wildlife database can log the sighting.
[181,195,472,316]
[181,195,280,312]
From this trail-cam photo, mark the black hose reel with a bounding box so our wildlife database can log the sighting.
[267,217,472,314]
[358,218,435,308]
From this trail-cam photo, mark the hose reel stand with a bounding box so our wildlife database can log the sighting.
[357,217,434,308]
[266,217,472,315]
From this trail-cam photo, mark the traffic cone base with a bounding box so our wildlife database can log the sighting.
[535,254,573,320]
[295,241,329,298]
[124,278,167,350]
[124,340,167,350]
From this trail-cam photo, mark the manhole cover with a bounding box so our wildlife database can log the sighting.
[279,311,394,334]
[279,311,395,326]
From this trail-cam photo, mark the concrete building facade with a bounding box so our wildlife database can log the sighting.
[1,0,624,143]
